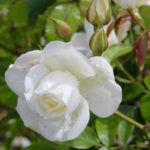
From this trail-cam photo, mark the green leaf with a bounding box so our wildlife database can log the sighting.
[0,48,12,58]
[102,44,132,64]
[8,0,29,27]
[63,127,99,149]
[118,107,134,144]
[45,3,81,42]
[95,115,120,147]
[0,0,11,9]
[139,6,150,29]
[140,94,150,123]
[27,0,56,21]
[0,84,17,109]
[145,53,150,69]
[123,82,145,102]
[144,76,150,91]
[23,141,69,150]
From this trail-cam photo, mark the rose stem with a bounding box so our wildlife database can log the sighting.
[116,62,135,82]
[115,110,150,130]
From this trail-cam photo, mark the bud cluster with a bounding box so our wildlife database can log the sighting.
[86,0,112,55]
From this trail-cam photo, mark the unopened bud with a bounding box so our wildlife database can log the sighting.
[86,0,112,26]
[134,30,150,68]
[90,26,108,55]
[115,11,132,41]
[51,18,71,38]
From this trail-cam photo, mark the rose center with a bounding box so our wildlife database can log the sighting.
[41,93,67,114]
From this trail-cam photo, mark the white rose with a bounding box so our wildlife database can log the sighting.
[71,19,119,57]
[5,41,122,141]
[112,0,150,8]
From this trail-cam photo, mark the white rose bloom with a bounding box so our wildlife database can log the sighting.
[112,0,150,8]
[5,41,122,141]
[71,19,119,57]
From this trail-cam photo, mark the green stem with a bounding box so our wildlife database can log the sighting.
[115,110,148,130]
[110,142,150,150]
[116,62,135,82]
[115,76,133,84]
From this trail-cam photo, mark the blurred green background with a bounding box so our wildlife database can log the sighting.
[0,0,150,150]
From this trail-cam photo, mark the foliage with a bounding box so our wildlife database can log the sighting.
[0,0,150,150]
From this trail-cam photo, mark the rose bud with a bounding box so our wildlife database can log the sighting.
[135,30,150,68]
[115,11,132,41]
[90,26,108,55]
[86,0,112,26]
[51,17,71,38]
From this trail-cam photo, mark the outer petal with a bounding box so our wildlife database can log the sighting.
[80,57,122,117]
[116,20,131,42]
[17,97,89,142]
[41,41,95,80]
[5,50,41,97]
[38,98,89,141]
[15,50,41,66]
[63,98,89,141]
[70,32,92,57]
[108,30,119,45]
[16,97,41,131]
[89,57,115,80]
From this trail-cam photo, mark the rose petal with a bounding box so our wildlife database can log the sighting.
[89,57,115,80]
[113,0,150,8]
[104,19,119,45]
[108,30,119,45]
[80,57,122,117]
[32,71,81,118]
[41,41,95,79]
[113,0,137,8]
[5,65,26,98]
[5,50,41,97]
[63,98,89,141]
[71,32,92,57]
[24,64,49,101]
[17,96,89,142]
[15,50,41,66]
[115,15,131,42]
[16,97,41,131]
[38,98,89,141]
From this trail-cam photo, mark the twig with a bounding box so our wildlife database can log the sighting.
[116,62,135,82]
[115,110,150,130]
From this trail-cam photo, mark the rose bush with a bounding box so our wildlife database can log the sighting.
[5,41,122,141]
